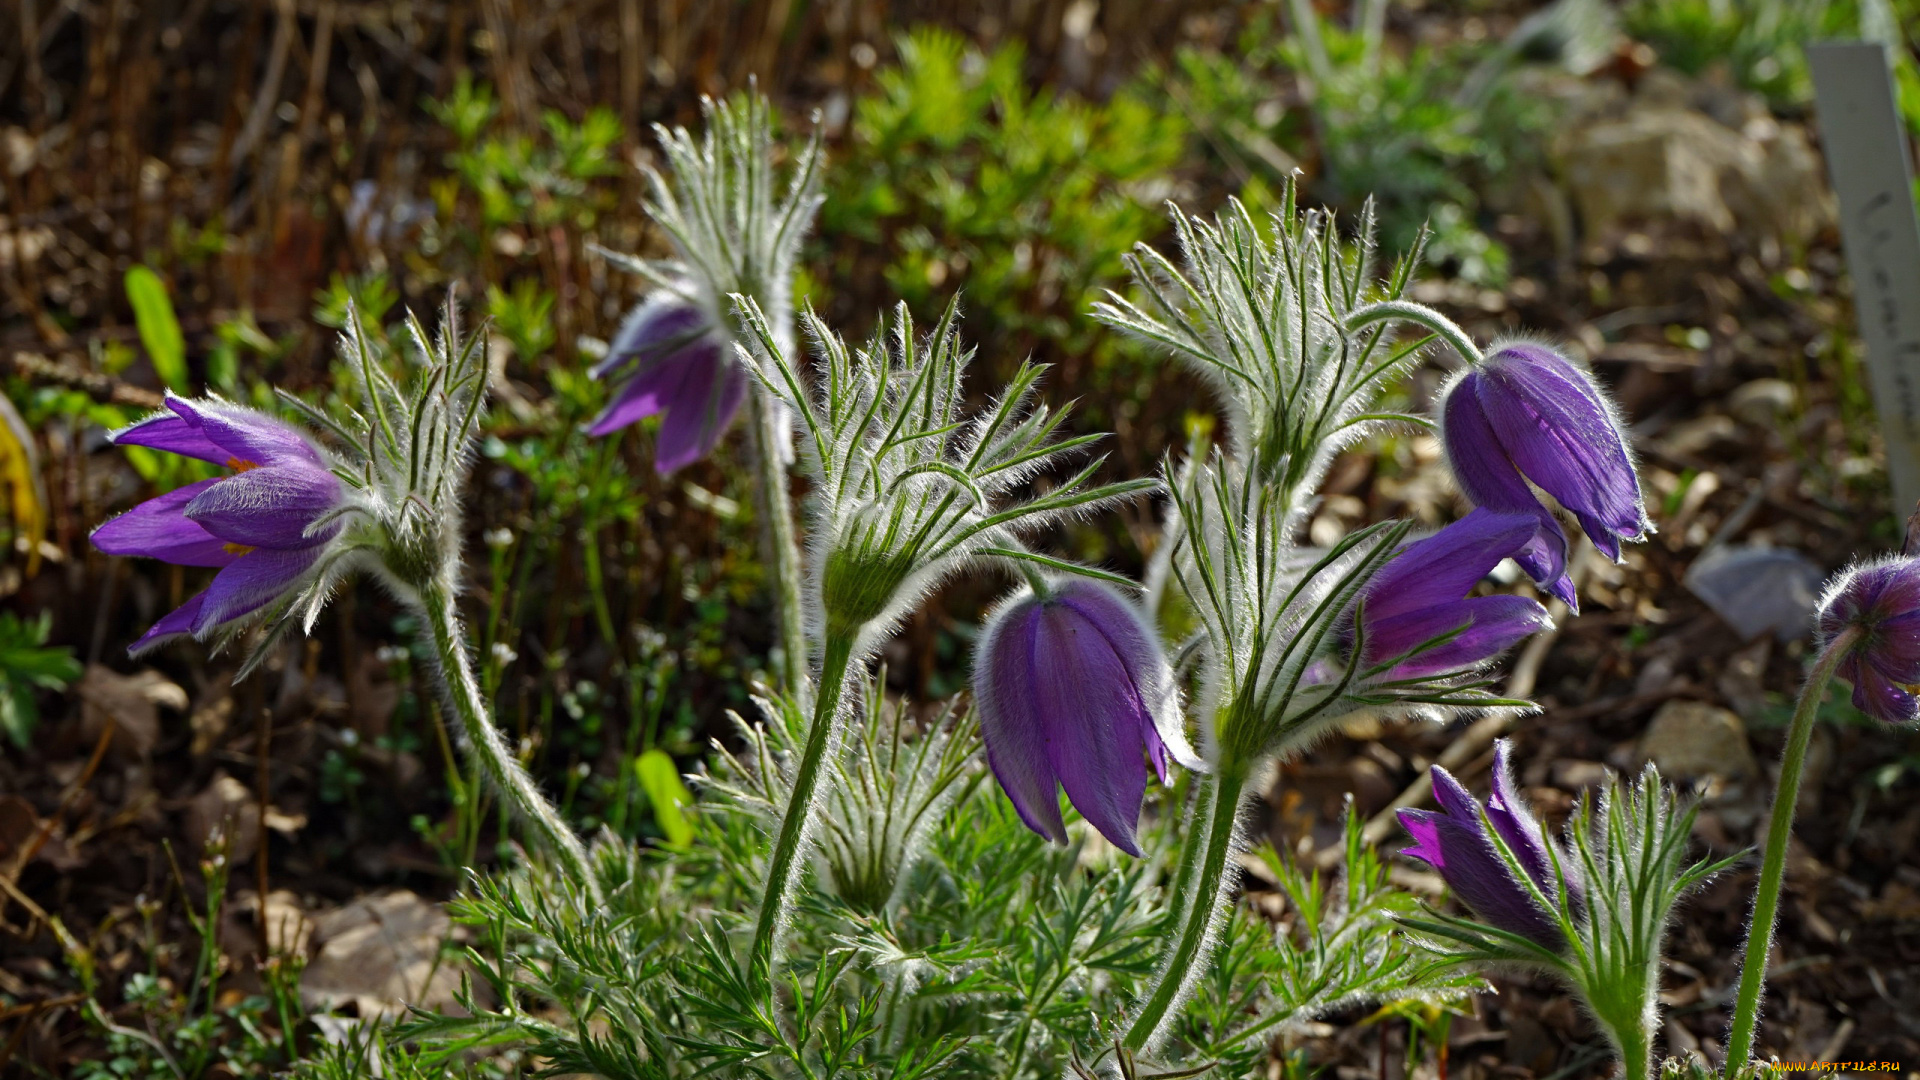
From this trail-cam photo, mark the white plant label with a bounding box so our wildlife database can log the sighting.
[1810,42,1920,513]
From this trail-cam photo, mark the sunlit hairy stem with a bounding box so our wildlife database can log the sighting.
[749,632,855,986]
[748,390,810,703]
[1344,300,1484,367]
[1616,1023,1652,1080]
[417,579,602,907]
[1124,753,1251,1052]
[1724,627,1858,1071]
[1585,959,1657,1080]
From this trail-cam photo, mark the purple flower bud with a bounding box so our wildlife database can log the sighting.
[91,395,345,655]
[1816,557,1920,724]
[1362,509,1553,680]
[1398,739,1576,951]
[588,290,747,474]
[1439,342,1650,609]
[972,578,1201,855]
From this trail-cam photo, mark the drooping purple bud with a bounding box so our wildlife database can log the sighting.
[91,395,347,655]
[1398,739,1577,951]
[1361,509,1553,680]
[1816,556,1920,724]
[1439,342,1650,609]
[972,578,1201,855]
[588,289,747,474]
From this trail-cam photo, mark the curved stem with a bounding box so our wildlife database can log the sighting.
[1123,755,1251,1052]
[417,579,602,906]
[1344,300,1484,367]
[748,390,810,704]
[749,633,855,986]
[1723,628,1857,1071]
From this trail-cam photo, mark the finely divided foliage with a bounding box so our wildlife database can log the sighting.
[1093,188,1434,498]
[734,296,1155,647]
[1399,765,1738,1077]
[1168,453,1413,765]
[274,295,492,608]
[79,90,1799,1080]
[596,92,824,350]
[703,672,979,914]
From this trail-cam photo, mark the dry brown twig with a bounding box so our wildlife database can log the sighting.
[9,351,165,409]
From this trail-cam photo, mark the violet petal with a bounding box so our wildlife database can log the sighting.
[652,340,747,474]
[90,479,240,568]
[183,464,344,550]
[1476,345,1646,556]
[1853,661,1920,724]
[110,411,228,464]
[1052,581,1201,774]
[192,546,323,634]
[1368,510,1539,623]
[128,591,210,656]
[593,296,711,380]
[975,600,1070,844]
[168,395,323,469]
[1368,595,1550,680]
[1031,600,1153,856]
[1485,739,1558,895]
[1441,376,1576,602]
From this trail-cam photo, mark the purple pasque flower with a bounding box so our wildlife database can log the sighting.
[588,288,747,474]
[1360,509,1553,681]
[1439,341,1651,609]
[972,577,1201,855]
[1816,556,1920,724]
[90,395,347,655]
[1398,739,1577,951]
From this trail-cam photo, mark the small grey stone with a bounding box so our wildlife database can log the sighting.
[1637,699,1759,782]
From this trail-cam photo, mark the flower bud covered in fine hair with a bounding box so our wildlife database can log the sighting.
[1398,739,1577,951]
[1361,509,1553,680]
[1439,342,1650,608]
[91,394,350,655]
[1816,556,1920,724]
[972,578,1201,855]
[588,288,746,474]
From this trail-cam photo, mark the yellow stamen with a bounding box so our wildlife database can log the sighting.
[226,457,260,473]
[222,542,256,557]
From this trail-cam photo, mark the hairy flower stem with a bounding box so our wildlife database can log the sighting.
[1345,301,1484,367]
[749,632,855,986]
[417,579,603,907]
[1723,627,1859,1071]
[1124,754,1252,1052]
[748,391,810,702]
[1614,1024,1652,1080]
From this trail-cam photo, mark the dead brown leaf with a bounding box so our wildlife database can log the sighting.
[300,890,461,1019]
[77,664,186,760]
[184,773,261,866]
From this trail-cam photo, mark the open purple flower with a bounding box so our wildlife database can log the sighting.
[972,578,1200,855]
[1817,556,1920,724]
[1439,342,1650,609]
[1398,739,1576,951]
[90,395,347,655]
[1361,509,1553,681]
[588,289,747,474]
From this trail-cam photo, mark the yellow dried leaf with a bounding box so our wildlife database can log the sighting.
[0,393,46,576]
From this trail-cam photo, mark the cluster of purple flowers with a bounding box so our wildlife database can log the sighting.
[971,340,1649,849]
